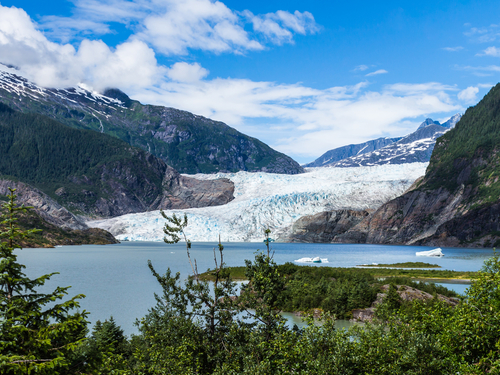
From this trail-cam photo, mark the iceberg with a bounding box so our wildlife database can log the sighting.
[294,257,329,264]
[416,248,444,257]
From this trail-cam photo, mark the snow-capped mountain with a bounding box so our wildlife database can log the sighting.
[88,163,428,242]
[307,115,462,168]
[0,69,303,174]
[303,137,402,167]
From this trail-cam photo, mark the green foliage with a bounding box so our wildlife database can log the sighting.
[241,230,286,341]
[0,188,88,374]
[379,276,460,298]
[0,102,164,212]
[132,213,244,374]
[92,245,500,373]
[359,261,441,268]
[425,83,500,200]
[0,90,302,174]
[441,253,500,371]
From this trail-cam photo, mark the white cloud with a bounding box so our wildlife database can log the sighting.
[166,62,209,82]
[0,4,463,162]
[478,46,500,57]
[247,10,318,45]
[464,24,500,43]
[458,86,479,103]
[365,69,388,77]
[353,65,369,72]
[442,46,463,52]
[39,0,318,55]
[129,78,460,160]
[0,5,164,90]
[458,65,500,76]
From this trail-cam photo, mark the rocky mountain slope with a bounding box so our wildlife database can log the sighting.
[306,115,461,168]
[282,209,371,243]
[0,69,303,174]
[333,86,500,247]
[0,183,118,247]
[0,103,234,221]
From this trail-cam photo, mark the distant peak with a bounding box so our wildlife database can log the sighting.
[441,113,462,129]
[417,118,441,130]
[102,88,132,108]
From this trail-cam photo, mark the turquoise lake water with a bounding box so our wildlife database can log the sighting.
[17,241,494,334]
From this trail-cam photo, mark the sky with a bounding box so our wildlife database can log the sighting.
[0,0,500,164]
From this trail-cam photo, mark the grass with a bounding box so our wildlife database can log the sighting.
[357,262,441,268]
[199,265,476,282]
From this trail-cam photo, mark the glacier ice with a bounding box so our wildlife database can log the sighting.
[87,163,428,242]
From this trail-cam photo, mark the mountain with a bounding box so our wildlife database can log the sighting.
[305,115,461,168]
[303,137,401,167]
[333,85,500,247]
[0,69,303,174]
[0,103,234,221]
[88,163,428,242]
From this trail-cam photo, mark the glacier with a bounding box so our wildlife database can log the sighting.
[87,163,428,242]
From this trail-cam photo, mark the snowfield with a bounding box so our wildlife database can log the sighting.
[87,163,428,242]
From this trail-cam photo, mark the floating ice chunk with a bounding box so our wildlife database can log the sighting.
[416,248,444,257]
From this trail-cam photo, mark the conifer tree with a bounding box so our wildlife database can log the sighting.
[0,188,88,374]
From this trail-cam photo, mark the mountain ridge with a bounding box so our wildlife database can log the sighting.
[306,114,461,168]
[0,69,303,175]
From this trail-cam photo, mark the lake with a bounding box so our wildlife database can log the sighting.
[17,241,494,335]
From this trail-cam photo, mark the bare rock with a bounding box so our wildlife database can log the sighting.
[0,179,87,230]
[282,209,371,243]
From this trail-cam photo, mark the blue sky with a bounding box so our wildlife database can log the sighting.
[1,0,500,163]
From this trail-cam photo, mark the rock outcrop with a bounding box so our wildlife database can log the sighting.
[0,180,87,230]
[283,210,371,243]
[352,284,460,322]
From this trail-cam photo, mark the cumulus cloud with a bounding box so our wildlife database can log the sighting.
[0,3,463,161]
[478,46,500,57]
[246,9,319,45]
[166,62,209,82]
[458,86,479,103]
[365,69,388,77]
[130,78,460,159]
[40,0,318,55]
[0,5,164,90]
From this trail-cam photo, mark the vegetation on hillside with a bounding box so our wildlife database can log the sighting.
[0,81,303,174]
[0,102,164,214]
[426,83,500,203]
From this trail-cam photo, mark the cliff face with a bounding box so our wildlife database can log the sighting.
[334,84,500,248]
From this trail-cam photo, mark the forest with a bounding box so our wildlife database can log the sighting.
[2,195,500,374]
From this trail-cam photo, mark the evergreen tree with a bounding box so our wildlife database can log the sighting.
[0,188,88,374]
